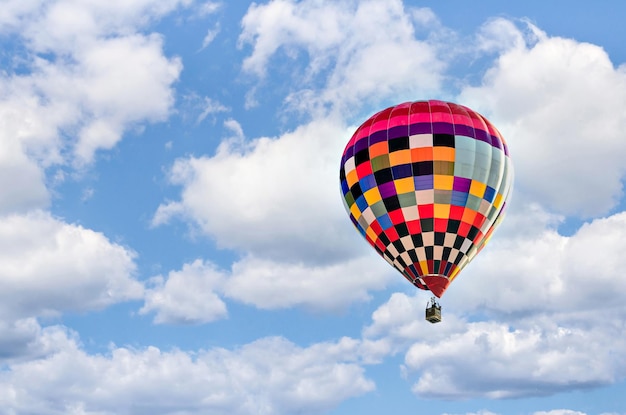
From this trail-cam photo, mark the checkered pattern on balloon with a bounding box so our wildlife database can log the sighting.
[340,100,513,298]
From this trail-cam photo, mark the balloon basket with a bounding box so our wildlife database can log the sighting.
[425,297,442,324]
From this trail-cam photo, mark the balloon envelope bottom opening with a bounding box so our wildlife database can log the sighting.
[421,275,450,298]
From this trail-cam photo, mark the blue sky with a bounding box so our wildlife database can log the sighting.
[1,1,626,414]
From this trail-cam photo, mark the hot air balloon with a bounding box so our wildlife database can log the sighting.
[339,100,513,323]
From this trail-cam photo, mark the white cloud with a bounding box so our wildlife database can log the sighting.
[223,118,244,140]
[363,292,468,353]
[239,0,347,78]
[140,259,227,324]
[151,116,406,312]
[140,253,392,323]
[201,23,221,49]
[0,318,43,361]
[75,36,181,162]
[0,5,185,334]
[197,1,222,17]
[444,31,626,396]
[31,33,182,165]
[404,318,623,399]
[0,319,74,363]
[363,292,428,342]
[239,0,445,114]
[533,411,587,415]
[361,208,626,400]
[441,207,626,317]
[0,330,375,415]
[224,254,391,311]
[80,186,95,202]
[0,0,184,178]
[0,211,142,319]
[475,17,529,53]
[338,199,624,402]
[3,0,194,52]
[0,74,65,166]
[0,136,49,214]
[196,96,229,123]
[460,19,626,217]
[153,118,362,264]
[0,0,40,31]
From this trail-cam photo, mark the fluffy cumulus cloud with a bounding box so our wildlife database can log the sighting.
[0,0,185,193]
[140,259,228,324]
[0,5,184,336]
[0,211,142,320]
[460,18,626,217]
[0,133,48,214]
[363,291,468,353]
[0,331,375,415]
[153,118,359,263]
[150,116,397,313]
[145,206,626,401]
[365,291,626,400]
[223,253,391,310]
[0,0,183,347]
[0,10,188,405]
[70,33,181,162]
[442,207,626,316]
[239,0,445,114]
[0,0,193,48]
[405,318,624,399]
[0,319,73,363]
[3,33,181,166]
[140,253,391,323]
[360,206,626,399]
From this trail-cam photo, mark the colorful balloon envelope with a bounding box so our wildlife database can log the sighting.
[340,100,513,298]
